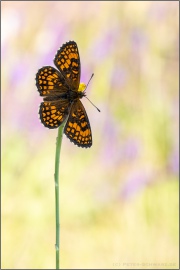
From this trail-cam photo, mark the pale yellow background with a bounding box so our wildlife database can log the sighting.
[1,1,179,269]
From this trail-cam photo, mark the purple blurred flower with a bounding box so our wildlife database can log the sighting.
[130,28,148,58]
[99,107,121,167]
[120,170,152,200]
[168,149,179,175]
[111,66,128,89]
[122,138,140,161]
[91,26,119,61]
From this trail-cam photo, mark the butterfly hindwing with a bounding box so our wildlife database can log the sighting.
[54,41,80,91]
[39,100,69,129]
[64,99,92,148]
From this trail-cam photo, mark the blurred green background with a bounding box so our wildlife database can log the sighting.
[1,1,179,269]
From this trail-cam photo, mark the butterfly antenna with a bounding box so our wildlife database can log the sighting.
[85,96,100,112]
[85,73,94,89]
[85,73,101,112]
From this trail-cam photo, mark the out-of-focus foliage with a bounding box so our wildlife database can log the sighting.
[2,1,179,269]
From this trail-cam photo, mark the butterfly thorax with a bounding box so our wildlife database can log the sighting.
[68,81,86,101]
[60,82,86,102]
[68,89,86,102]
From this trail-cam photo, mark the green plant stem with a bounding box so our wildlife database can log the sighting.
[54,123,65,269]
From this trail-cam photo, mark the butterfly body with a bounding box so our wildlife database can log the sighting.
[43,88,85,102]
[36,41,92,148]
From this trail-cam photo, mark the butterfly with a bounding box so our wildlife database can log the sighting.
[36,41,93,148]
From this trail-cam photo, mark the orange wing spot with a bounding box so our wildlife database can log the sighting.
[52,115,59,120]
[67,127,70,132]
[81,122,87,128]
[64,62,69,69]
[71,129,75,133]
[46,78,51,81]
[51,106,56,110]
[72,62,78,67]
[42,113,46,117]
[70,53,76,59]
[67,59,71,65]
[69,122,73,127]
[76,125,80,132]
[85,129,89,136]
[72,70,78,74]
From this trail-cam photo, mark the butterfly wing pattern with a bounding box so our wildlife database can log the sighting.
[36,41,93,148]
[64,99,92,147]
[54,41,80,90]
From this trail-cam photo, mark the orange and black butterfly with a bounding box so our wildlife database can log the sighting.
[36,41,93,148]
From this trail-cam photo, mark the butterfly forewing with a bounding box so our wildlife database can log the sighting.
[54,41,80,91]
[36,66,68,97]
[64,100,92,148]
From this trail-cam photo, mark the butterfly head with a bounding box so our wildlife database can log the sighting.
[78,83,86,92]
